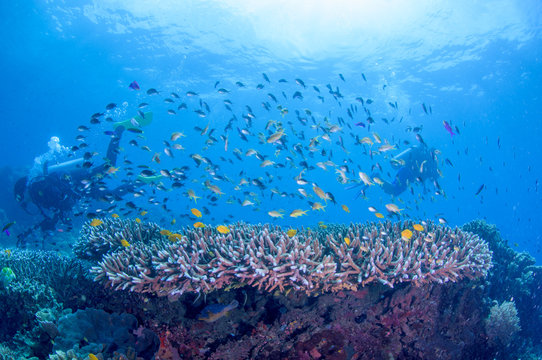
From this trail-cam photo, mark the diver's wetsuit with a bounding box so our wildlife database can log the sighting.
[381,145,439,196]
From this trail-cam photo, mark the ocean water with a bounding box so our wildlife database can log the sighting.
[1,1,541,359]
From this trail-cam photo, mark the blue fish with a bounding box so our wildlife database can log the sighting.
[198,300,239,323]
[128,81,140,90]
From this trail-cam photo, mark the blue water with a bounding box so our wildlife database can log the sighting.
[1,1,541,262]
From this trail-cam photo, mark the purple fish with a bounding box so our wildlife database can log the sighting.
[443,121,456,137]
[355,122,366,128]
[4,230,10,236]
[129,81,140,90]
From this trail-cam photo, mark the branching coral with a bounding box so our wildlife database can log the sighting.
[90,220,492,296]
[73,218,162,260]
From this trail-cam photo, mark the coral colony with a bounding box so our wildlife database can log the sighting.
[88,219,492,296]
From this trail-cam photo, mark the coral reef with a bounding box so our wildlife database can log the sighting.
[3,219,542,359]
[463,219,542,345]
[0,250,99,309]
[48,308,159,360]
[485,301,521,347]
[155,282,488,360]
[90,221,492,297]
[73,218,162,261]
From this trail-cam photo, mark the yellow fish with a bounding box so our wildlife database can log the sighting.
[401,229,413,241]
[140,211,148,216]
[168,234,183,242]
[375,212,385,219]
[385,203,403,213]
[89,354,99,360]
[135,218,141,223]
[5,249,11,257]
[193,222,205,228]
[373,177,384,186]
[286,229,297,237]
[359,136,373,145]
[359,172,373,186]
[171,218,176,225]
[120,239,131,247]
[160,229,172,236]
[289,209,308,218]
[106,166,119,174]
[341,204,350,213]
[191,208,203,218]
[268,210,284,218]
[378,144,396,152]
[267,129,285,143]
[311,202,326,211]
[171,131,186,141]
[344,237,351,246]
[312,185,330,202]
[413,224,424,231]
[111,213,120,218]
[187,189,201,203]
[90,219,103,227]
[217,225,230,234]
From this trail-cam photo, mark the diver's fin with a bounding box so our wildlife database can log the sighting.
[114,112,153,130]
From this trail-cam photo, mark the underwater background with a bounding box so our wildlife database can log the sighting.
[0,1,542,359]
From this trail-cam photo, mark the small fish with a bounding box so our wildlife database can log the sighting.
[140,211,148,216]
[268,210,284,218]
[187,189,201,203]
[128,81,140,90]
[120,239,131,247]
[4,249,11,257]
[368,206,377,213]
[286,229,297,237]
[385,203,402,213]
[341,205,350,213]
[359,172,373,186]
[413,224,424,231]
[375,212,385,219]
[475,184,485,196]
[443,121,456,137]
[2,222,15,235]
[160,229,172,236]
[198,300,239,322]
[193,222,205,228]
[289,209,308,218]
[216,225,230,234]
[111,213,120,218]
[191,208,203,218]
[90,219,103,227]
[438,217,448,224]
[89,354,99,360]
[135,218,141,223]
[344,237,350,246]
[146,88,159,95]
[401,229,413,241]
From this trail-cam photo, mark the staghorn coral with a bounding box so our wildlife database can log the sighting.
[73,218,162,260]
[91,220,492,296]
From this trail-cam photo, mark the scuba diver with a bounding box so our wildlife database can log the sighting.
[381,144,440,196]
[353,143,441,198]
[13,112,153,247]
